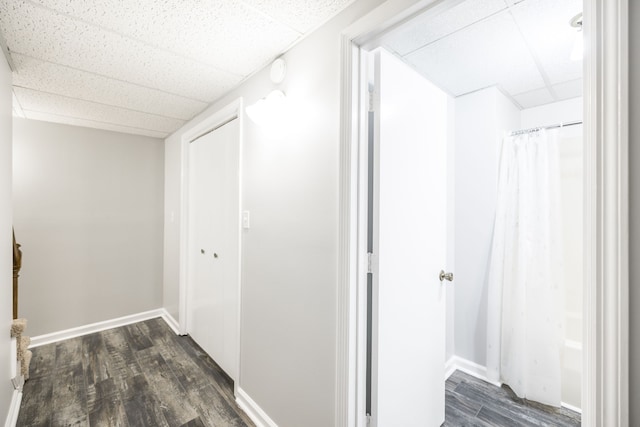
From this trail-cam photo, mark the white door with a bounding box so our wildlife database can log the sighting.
[370,49,449,427]
[188,118,240,382]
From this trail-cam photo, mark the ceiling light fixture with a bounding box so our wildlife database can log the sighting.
[570,13,583,61]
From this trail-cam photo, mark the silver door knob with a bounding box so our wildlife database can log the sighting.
[439,270,453,282]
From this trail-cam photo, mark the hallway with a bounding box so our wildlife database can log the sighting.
[17,318,253,426]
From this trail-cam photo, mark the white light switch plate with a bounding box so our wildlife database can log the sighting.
[242,211,250,229]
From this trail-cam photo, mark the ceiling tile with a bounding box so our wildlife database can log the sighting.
[14,87,185,134]
[384,0,509,56]
[512,86,554,108]
[240,0,354,33]
[24,0,301,76]
[23,110,168,138]
[1,0,244,101]
[404,10,544,96]
[552,79,582,100]
[12,53,208,120]
[509,0,582,84]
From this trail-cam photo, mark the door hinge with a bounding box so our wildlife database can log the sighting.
[368,90,375,112]
[366,413,371,425]
[367,252,374,274]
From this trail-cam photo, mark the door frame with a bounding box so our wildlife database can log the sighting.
[336,1,629,426]
[178,98,244,389]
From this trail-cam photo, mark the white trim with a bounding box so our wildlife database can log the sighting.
[4,390,21,427]
[236,388,279,427]
[445,356,582,413]
[562,402,583,415]
[444,355,457,380]
[337,0,629,426]
[29,309,168,348]
[445,356,500,387]
[178,98,244,389]
[160,309,181,335]
[582,0,629,426]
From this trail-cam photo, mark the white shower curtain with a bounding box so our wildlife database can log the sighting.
[485,129,565,407]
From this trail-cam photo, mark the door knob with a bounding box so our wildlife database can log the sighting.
[439,270,453,282]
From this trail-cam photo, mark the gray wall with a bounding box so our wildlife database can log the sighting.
[0,53,15,422]
[163,1,386,425]
[13,119,164,336]
[629,2,639,424]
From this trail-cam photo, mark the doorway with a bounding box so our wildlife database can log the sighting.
[337,0,629,426]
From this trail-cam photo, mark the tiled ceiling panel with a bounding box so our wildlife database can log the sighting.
[403,11,545,97]
[509,0,582,85]
[23,110,169,138]
[552,79,582,100]
[512,86,555,109]
[241,0,355,33]
[384,0,582,110]
[15,87,185,133]
[384,0,508,56]
[12,54,208,120]
[0,0,356,138]
[2,0,243,101]
[26,0,302,76]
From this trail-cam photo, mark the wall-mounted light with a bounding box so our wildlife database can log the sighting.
[570,13,583,61]
[246,58,288,126]
[245,90,286,126]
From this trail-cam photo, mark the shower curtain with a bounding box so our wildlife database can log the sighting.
[485,129,565,407]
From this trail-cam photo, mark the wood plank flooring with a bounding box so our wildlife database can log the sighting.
[17,318,254,427]
[445,370,582,426]
[18,318,581,426]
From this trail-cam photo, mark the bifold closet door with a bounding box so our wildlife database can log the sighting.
[188,118,240,382]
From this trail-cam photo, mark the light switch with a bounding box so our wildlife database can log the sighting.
[242,211,250,229]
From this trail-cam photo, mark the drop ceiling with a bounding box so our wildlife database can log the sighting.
[0,0,355,138]
[382,0,583,109]
[0,0,582,139]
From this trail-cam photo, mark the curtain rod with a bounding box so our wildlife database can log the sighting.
[509,120,583,136]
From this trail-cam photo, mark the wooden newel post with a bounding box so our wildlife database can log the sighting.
[12,229,21,320]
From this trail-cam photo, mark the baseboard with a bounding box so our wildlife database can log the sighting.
[444,355,457,379]
[447,356,582,413]
[561,401,582,414]
[4,390,21,427]
[445,355,501,387]
[29,308,167,348]
[236,387,278,427]
[159,309,181,335]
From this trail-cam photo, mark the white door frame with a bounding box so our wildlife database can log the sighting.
[178,98,244,390]
[336,1,629,426]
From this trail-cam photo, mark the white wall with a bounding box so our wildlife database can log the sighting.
[629,1,639,424]
[163,1,387,426]
[13,119,164,336]
[0,54,15,424]
[453,87,520,366]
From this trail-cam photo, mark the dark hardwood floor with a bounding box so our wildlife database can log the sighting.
[17,317,254,427]
[18,317,581,426]
[445,370,581,426]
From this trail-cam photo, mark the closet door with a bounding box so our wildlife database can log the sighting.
[370,48,448,427]
[188,118,240,382]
